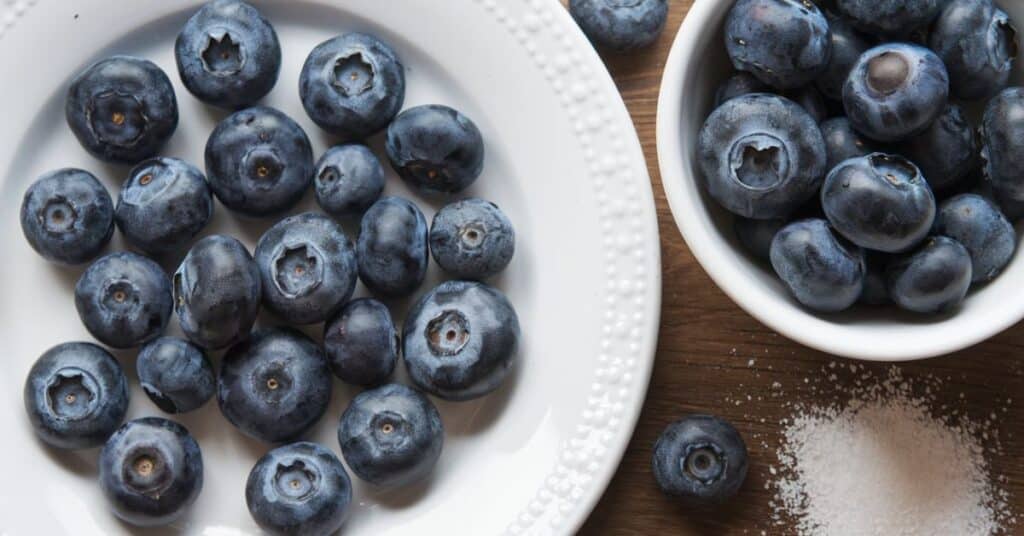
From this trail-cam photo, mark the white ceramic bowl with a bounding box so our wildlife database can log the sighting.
[657,0,1024,361]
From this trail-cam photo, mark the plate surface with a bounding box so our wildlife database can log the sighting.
[0,1,660,534]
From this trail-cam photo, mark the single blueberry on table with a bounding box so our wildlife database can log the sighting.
[816,15,871,102]
[770,219,866,313]
[894,104,978,194]
[860,252,891,306]
[734,217,786,263]
[75,252,173,349]
[724,0,831,90]
[568,0,668,51]
[324,298,398,388]
[430,198,515,280]
[386,104,485,195]
[314,143,385,219]
[887,236,973,313]
[115,157,213,254]
[23,342,128,450]
[935,194,1016,284]
[930,0,1018,101]
[652,415,748,503]
[981,87,1024,207]
[136,336,215,414]
[819,117,874,172]
[20,168,113,265]
[357,196,429,297]
[836,0,942,38]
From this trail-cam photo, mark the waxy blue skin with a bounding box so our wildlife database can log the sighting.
[137,337,215,414]
[386,104,485,195]
[887,236,973,313]
[734,217,786,262]
[859,252,891,305]
[205,106,314,217]
[652,415,748,503]
[894,105,978,193]
[175,235,262,350]
[816,15,871,101]
[255,212,357,324]
[75,252,173,349]
[246,442,352,535]
[569,0,668,51]
[99,417,203,527]
[116,157,213,254]
[981,87,1024,206]
[836,0,942,37]
[217,328,331,443]
[66,56,178,163]
[324,298,398,388]
[20,168,113,265]
[935,194,1016,284]
[314,144,385,219]
[338,383,443,487]
[24,342,128,450]
[403,280,520,401]
[930,0,1018,101]
[300,33,405,141]
[770,218,866,312]
[819,117,873,172]
[357,196,429,297]
[715,73,827,123]
[175,0,281,109]
[724,0,831,90]
[430,198,515,280]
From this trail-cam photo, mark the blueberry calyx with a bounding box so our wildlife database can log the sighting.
[681,443,725,484]
[201,30,244,75]
[242,147,284,188]
[123,447,172,498]
[40,198,76,233]
[866,52,910,95]
[273,460,319,500]
[332,53,375,97]
[869,153,919,187]
[47,369,98,420]
[730,134,789,190]
[89,92,147,147]
[426,310,470,357]
[271,244,323,298]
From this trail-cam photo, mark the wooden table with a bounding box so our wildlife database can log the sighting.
[574,1,1024,533]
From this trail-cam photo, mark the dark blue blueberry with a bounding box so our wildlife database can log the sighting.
[698,93,827,219]
[843,43,949,142]
[860,252,891,305]
[99,417,203,527]
[816,15,871,101]
[651,415,748,503]
[385,104,485,195]
[894,105,978,193]
[115,157,213,254]
[23,342,127,450]
[819,117,873,172]
[175,0,281,109]
[836,0,942,37]
[314,144,385,219]
[724,0,831,90]
[255,212,357,324]
[174,235,262,350]
[935,194,1016,284]
[930,0,1018,101]
[569,0,668,51]
[246,442,351,535]
[734,217,786,262]
[403,280,520,401]
[205,106,314,217]
[65,56,178,163]
[981,87,1024,207]
[886,236,972,313]
[217,327,331,443]
[430,198,515,280]
[324,298,398,388]
[770,219,866,312]
[714,72,769,107]
[338,383,443,487]
[75,252,172,349]
[20,168,113,265]
[784,85,828,124]
[357,196,428,297]
[299,33,405,141]
[136,337,215,414]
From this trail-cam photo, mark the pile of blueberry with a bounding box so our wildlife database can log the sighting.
[699,0,1023,314]
[20,1,521,532]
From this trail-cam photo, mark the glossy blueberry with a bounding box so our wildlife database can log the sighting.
[819,117,873,172]
[338,383,443,487]
[714,72,769,106]
[246,442,352,535]
[698,93,827,219]
[981,88,1024,206]
[843,43,949,142]
[930,0,1018,101]
[299,33,405,141]
[218,327,331,443]
[136,337,215,414]
[66,56,178,163]
[770,219,866,312]
[816,15,871,101]
[324,298,398,387]
[99,417,203,527]
[836,0,942,37]
[115,157,213,254]
[734,217,786,262]
[255,212,357,324]
[20,168,113,265]
[652,415,748,503]
[935,194,1016,284]
[568,0,668,51]
[23,342,128,450]
[386,104,485,194]
[314,144,385,218]
[175,0,281,109]
[75,252,172,349]
[894,105,978,193]
[860,252,891,305]
[205,106,314,217]
[430,198,515,280]
[887,236,973,313]
[357,196,428,297]
[724,0,831,90]
[175,235,261,349]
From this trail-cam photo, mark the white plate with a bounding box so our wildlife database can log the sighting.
[0,1,660,534]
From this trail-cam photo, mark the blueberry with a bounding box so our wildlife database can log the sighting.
[175,0,281,109]
[175,235,262,350]
[935,194,1016,284]
[23,342,128,450]
[843,43,949,142]
[324,298,398,388]
[99,417,203,527]
[338,383,443,487]
[115,157,213,254]
[770,218,866,312]
[136,336,215,414]
[734,217,786,262]
[819,117,874,172]
[568,0,668,51]
[981,87,1024,207]
[836,0,941,37]
[403,280,520,401]
[205,106,314,217]
[887,236,973,313]
[75,252,172,349]
[816,15,871,101]
[893,104,978,193]
[66,56,178,163]
[651,415,748,503]
[430,198,515,280]
[784,85,828,124]
[314,144,385,219]
[357,196,429,297]
[930,0,1018,101]
[20,168,113,265]
[255,212,357,324]
[714,72,769,107]
[385,104,485,195]
[860,252,891,305]
[724,0,831,90]
[299,33,405,140]
[246,442,352,535]
[217,327,331,443]
[698,93,827,219]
